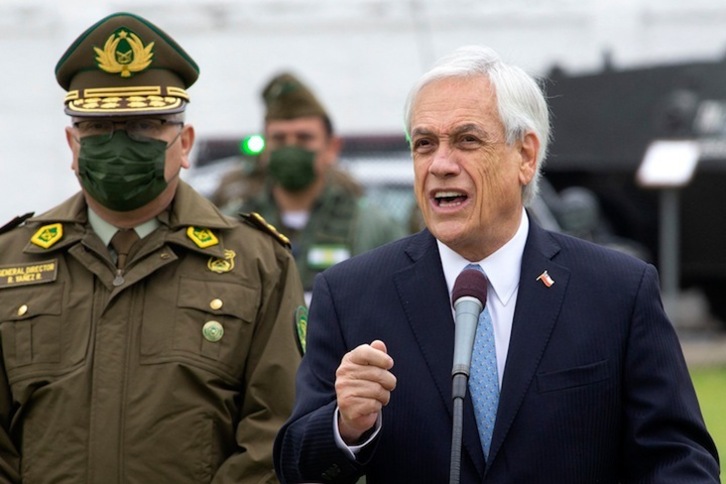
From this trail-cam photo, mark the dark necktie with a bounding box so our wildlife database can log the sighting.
[110,229,140,270]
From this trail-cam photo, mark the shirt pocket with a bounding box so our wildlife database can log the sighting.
[0,283,64,378]
[536,359,610,393]
[140,277,259,381]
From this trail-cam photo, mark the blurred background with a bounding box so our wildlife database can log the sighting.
[1,0,725,472]
[6,0,726,324]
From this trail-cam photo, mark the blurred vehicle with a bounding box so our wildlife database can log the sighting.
[543,55,726,325]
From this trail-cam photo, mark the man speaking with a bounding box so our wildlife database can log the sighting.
[273,45,720,483]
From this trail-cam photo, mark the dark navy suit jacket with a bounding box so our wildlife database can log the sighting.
[275,222,720,483]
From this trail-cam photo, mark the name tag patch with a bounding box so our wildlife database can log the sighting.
[0,260,58,288]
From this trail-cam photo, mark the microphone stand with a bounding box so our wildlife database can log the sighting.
[449,271,487,484]
[449,372,468,484]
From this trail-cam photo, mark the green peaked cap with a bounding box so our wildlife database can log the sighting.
[55,11,199,117]
[262,72,328,121]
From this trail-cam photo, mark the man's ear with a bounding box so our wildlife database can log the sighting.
[518,131,539,186]
[65,126,80,172]
[323,135,343,166]
[180,124,195,169]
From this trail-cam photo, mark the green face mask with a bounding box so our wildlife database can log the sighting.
[267,146,317,192]
[78,131,168,212]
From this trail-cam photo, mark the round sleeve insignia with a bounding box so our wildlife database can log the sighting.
[294,305,308,355]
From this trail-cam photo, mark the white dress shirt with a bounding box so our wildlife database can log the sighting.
[438,208,529,387]
[335,208,530,455]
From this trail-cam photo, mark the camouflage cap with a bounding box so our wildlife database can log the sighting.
[55,12,199,117]
[262,72,328,121]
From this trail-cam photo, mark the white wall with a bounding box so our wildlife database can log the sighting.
[3,0,726,223]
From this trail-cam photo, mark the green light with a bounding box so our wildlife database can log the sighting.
[240,135,265,156]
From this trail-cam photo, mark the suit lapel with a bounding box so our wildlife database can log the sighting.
[393,231,486,477]
[487,224,570,467]
[394,231,452,412]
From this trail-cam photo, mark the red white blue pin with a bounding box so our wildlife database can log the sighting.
[536,270,555,287]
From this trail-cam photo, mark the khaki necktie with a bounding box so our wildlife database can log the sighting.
[110,229,140,270]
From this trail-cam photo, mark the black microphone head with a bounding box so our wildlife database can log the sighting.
[452,268,488,307]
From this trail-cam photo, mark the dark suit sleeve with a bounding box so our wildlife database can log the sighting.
[620,264,720,482]
[274,273,368,484]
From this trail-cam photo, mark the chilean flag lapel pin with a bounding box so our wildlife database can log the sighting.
[536,270,555,287]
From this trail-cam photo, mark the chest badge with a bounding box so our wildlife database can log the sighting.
[208,249,236,274]
[30,223,63,249]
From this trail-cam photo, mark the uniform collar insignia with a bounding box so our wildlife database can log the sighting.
[30,223,64,249]
[186,226,219,248]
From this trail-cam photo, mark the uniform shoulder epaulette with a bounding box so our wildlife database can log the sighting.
[0,212,34,236]
[240,212,291,249]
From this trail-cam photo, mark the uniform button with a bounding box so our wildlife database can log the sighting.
[160,252,171,260]
[17,304,28,316]
[202,320,224,342]
[209,298,223,310]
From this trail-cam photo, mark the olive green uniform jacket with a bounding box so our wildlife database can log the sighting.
[240,174,405,292]
[0,182,304,483]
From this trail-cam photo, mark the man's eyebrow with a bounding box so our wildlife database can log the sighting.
[410,127,434,138]
[295,131,316,138]
[411,124,495,140]
[450,123,489,139]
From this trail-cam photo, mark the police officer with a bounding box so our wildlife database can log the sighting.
[221,72,405,297]
[0,12,304,483]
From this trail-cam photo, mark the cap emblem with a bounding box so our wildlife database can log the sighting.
[94,28,154,78]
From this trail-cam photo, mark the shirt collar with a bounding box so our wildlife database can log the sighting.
[438,208,529,307]
[87,208,160,246]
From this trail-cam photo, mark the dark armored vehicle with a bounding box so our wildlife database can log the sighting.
[543,55,726,324]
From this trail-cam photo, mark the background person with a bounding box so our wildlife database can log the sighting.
[216,72,405,297]
[0,12,304,483]
[274,45,720,483]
